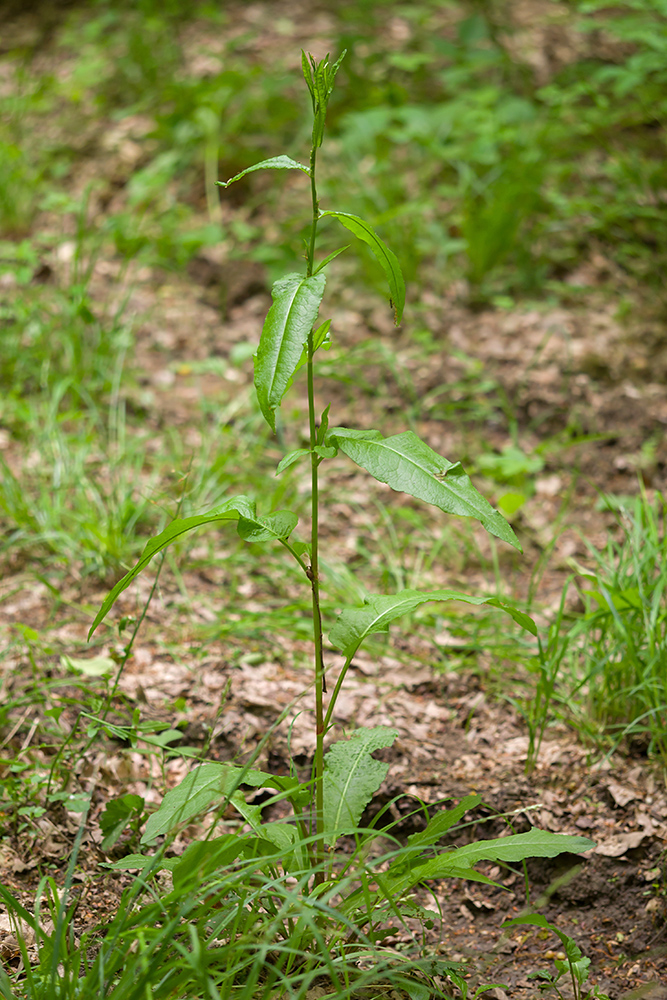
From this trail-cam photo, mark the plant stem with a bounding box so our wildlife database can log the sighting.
[306,143,326,881]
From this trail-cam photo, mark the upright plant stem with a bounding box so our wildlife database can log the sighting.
[306,143,326,878]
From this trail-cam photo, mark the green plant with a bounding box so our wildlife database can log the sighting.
[564,489,667,760]
[504,913,610,1000]
[5,51,594,997]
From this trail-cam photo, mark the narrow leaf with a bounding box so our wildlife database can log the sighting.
[276,449,310,476]
[218,155,310,188]
[288,318,332,390]
[438,829,595,866]
[142,763,234,844]
[329,589,535,660]
[320,212,405,324]
[383,829,594,897]
[401,795,482,860]
[255,272,326,431]
[89,496,297,636]
[328,428,520,549]
[313,245,350,275]
[323,727,398,847]
[141,763,298,845]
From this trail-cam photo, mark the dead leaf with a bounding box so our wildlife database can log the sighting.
[595,831,649,857]
[606,781,637,808]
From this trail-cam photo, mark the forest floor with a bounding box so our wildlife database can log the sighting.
[1,2,667,998]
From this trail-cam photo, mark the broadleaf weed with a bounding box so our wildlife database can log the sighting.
[2,50,599,999]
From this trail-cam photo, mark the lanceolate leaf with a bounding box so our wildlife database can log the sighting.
[141,762,300,845]
[322,727,398,847]
[319,212,405,324]
[255,272,326,431]
[313,245,350,275]
[383,829,595,898]
[217,155,310,189]
[88,497,298,637]
[327,428,520,549]
[329,589,536,660]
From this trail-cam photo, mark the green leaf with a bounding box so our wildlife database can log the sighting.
[237,510,298,542]
[275,448,310,476]
[102,853,177,872]
[141,763,237,845]
[327,428,519,549]
[140,762,299,845]
[329,589,535,660]
[383,829,595,897]
[217,155,310,189]
[330,591,536,660]
[88,496,297,637]
[319,212,405,324]
[503,913,591,984]
[399,795,482,863]
[172,835,246,892]
[313,245,350,275]
[436,828,594,867]
[322,726,398,847]
[61,654,115,676]
[254,272,326,431]
[99,794,144,851]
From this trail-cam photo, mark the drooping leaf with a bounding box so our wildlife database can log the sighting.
[322,727,398,847]
[327,428,519,549]
[254,272,326,431]
[217,155,310,189]
[329,589,536,660]
[88,496,297,637]
[102,853,177,872]
[319,212,405,324]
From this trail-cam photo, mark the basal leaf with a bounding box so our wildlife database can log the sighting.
[140,763,297,845]
[323,726,398,847]
[89,496,297,637]
[255,272,326,431]
[328,428,519,549]
[320,212,405,324]
[382,829,595,897]
[141,763,235,845]
[329,589,535,661]
[218,155,310,188]
[432,828,595,867]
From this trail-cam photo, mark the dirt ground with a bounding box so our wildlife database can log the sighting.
[1,3,667,998]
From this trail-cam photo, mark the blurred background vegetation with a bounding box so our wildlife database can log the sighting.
[2,0,667,763]
[1,0,666,299]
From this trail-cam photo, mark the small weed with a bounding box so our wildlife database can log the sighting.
[505,913,610,1000]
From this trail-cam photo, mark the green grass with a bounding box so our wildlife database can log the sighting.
[562,489,667,762]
